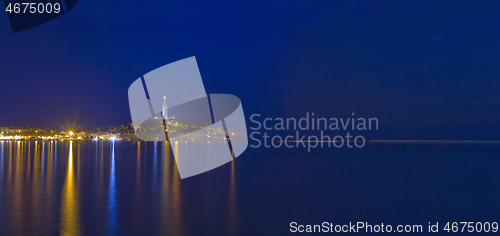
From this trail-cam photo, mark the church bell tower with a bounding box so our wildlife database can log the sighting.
[161,96,168,119]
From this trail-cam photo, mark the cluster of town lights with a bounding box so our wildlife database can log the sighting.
[0,135,56,140]
[0,133,118,141]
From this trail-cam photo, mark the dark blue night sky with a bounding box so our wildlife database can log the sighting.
[0,0,499,140]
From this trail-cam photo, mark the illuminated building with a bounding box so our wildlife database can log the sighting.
[161,96,168,120]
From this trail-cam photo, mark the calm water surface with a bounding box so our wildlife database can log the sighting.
[0,141,499,235]
[0,141,238,235]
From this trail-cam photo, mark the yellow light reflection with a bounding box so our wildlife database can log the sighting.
[12,141,23,234]
[45,141,55,233]
[26,142,31,180]
[160,141,170,234]
[133,141,144,231]
[60,141,81,235]
[227,159,239,234]
[8,141,12,183]
[33,142,40,191]
[0,141,3,176]
[171,141,184,235]
[160,141,185,235]
[136,142,141,186]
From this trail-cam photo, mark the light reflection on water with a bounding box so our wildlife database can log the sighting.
[107,143,118,235]
[0,140,238,235]
[60,141,81,235]
[227,159,238,235]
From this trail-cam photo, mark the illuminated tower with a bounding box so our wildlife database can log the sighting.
[161,96,168,119]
